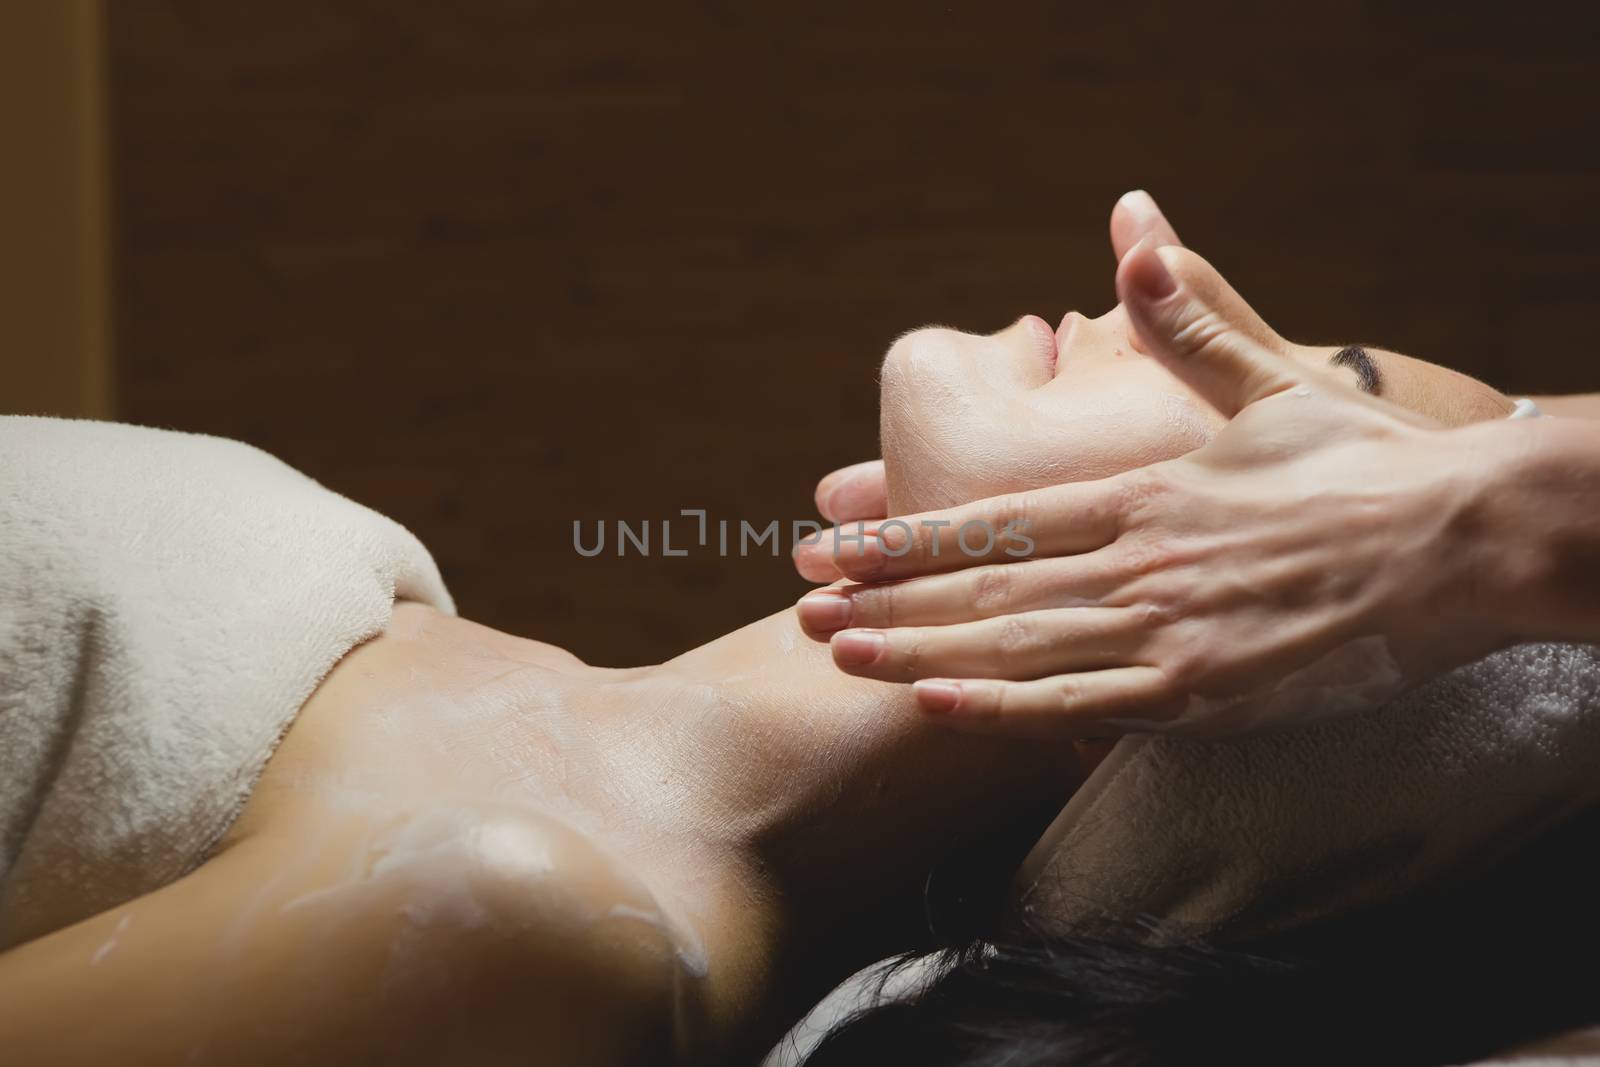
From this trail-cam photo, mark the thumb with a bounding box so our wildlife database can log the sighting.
[1108,189,1182,262]
[1115,241,1302,418]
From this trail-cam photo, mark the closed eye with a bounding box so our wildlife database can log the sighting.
[1329,344,1383,395]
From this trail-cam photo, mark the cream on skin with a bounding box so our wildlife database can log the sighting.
[0,597,1081,1065]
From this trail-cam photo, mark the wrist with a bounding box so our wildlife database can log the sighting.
[1457,417,1600,646]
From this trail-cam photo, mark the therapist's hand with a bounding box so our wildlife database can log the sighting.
[793,241,1527,738]
[796,190,1184,583]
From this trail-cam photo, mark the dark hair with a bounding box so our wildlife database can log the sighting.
[802,806,1600,1067]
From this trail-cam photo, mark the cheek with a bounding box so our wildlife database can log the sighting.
[883,383,1219,515]
[975,400,1204,494]
[880,388,1029,514]
[879,326,1226,515]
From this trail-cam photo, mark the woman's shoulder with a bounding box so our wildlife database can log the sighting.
[253,797,694,1064]
[0,794,695,1066]
[223,608,705,1063]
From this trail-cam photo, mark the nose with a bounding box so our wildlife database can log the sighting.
[1056,310,1085,349]
[1056,305,1137,365]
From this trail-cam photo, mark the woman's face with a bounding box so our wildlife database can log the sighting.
[879,254,1513,513]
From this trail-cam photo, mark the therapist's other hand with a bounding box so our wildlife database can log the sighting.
[796,191,1184,584]
[794,242,1517,738]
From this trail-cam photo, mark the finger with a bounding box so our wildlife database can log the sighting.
[794,552,1121,638]
[1113,185,1190,356]
[793,535,849,583]
[1116,242,1303,418]
[1109,189,1181,355]
[1109,189,1182,261]
[826,607,1142,682]
[824,479,1126,583]
[909,667,1179,738]
[814,460,888,524]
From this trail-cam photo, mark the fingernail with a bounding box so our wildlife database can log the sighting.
[1129,243,1178,300]
[875,524,907,553]
[832,629,886,667]
[817,484,844,524]
[914,679,963,714]
[797,590,852,633]
[791,542,839,584]
[1120,188,1160,223]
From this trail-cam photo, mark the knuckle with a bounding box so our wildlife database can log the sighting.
[879,586,898,629]
[1053,674,1085,709]
[969,566,1015,617]
[992,491,1035,538]
[1112,466,1172,527]
[996,614,1044,658]
[1167,304,1237,362]
[1114,536,1176,578]
[1133,598,1180,629]
[1160,646,1208,690]
[896,628,924,676]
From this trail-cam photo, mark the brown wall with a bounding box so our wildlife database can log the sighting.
[105,3,1600,664]
[2,1,112,419]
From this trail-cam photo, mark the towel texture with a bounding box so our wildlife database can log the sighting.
[1015,642,1600,941]
[0,417,454,948]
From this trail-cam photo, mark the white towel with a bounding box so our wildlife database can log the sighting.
[0,416,454,948]
[1015,642,1600,941]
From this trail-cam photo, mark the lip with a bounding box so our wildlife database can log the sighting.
[1019,314,1059,378]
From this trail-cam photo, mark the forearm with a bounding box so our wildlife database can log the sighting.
[1471,415,1600,646]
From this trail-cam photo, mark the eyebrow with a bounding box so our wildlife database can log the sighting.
[1329,344,1383,395]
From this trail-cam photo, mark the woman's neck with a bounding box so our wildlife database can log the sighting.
[583,606,1081,1050]
[332,602,1078,1057]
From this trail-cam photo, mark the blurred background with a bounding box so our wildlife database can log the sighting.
[6,1,1599,664]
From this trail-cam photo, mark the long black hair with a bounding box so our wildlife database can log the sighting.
[803,805,1600,1067]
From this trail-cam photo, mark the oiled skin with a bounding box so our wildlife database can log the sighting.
[0,601,1079,1065]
